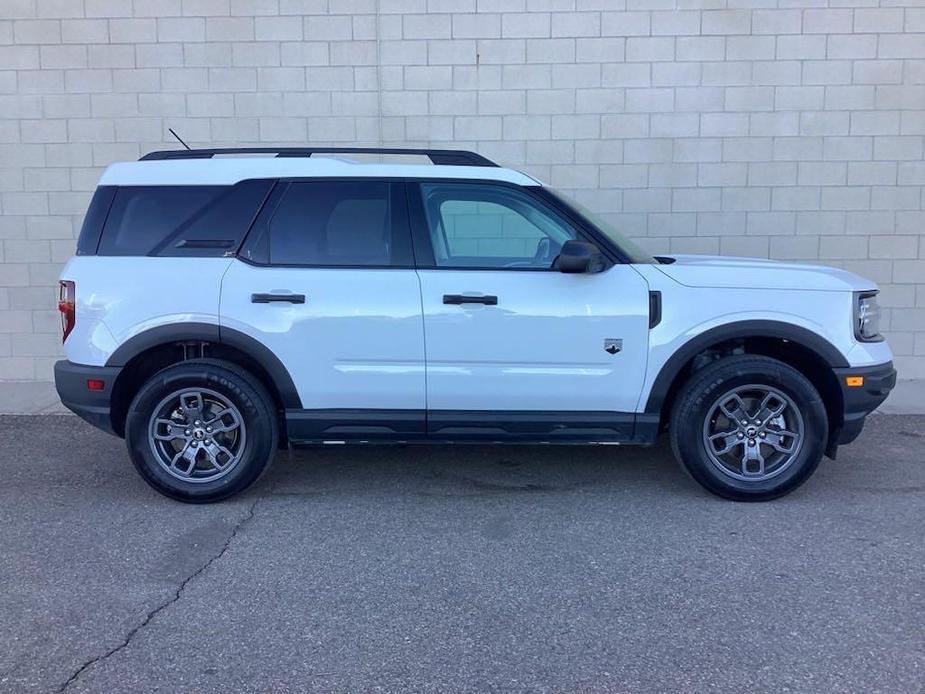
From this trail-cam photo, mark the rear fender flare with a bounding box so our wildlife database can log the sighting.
[106,322,301,409]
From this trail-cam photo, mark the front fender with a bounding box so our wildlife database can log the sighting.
[641,318,849,415]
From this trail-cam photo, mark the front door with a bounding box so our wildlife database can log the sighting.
[221,179,426,440]
[410,181,650,440]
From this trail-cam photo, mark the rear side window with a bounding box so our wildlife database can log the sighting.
[76,186,116,255]
[96,180,273,257]
[263,180,411,267]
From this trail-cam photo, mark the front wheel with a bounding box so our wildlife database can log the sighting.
[125,359,278,503]
[670,355,829,501]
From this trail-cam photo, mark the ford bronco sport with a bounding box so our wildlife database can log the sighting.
[55,147,896,503]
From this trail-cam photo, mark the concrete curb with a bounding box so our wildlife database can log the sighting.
[1,379,922,416]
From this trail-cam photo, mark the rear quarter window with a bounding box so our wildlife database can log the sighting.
[96,180,273,257]
[76,186,116,255]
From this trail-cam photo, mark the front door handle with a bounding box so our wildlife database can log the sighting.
[443,294,498,306]
[251,293,306,304]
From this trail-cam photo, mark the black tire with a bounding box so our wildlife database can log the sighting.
[125,359,278,503]
[669,355,828,502]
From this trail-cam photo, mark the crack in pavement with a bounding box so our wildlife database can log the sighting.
[56,496,263,692]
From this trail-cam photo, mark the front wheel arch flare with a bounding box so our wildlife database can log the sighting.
[644,320,848,415]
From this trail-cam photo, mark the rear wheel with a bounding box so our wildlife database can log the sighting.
[670,355,828,501]
[125,359,278,503]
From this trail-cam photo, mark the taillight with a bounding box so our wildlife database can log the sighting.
[58,280,75,343]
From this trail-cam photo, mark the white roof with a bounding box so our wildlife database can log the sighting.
[99,156,542,187]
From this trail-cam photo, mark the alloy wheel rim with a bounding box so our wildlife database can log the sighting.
[702,384,804,482]
[147,387,246,483]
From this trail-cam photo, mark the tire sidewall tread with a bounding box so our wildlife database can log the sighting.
[669,355,829,502]
[125,359,278,503]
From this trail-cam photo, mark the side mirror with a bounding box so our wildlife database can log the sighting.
[557,240,605,274]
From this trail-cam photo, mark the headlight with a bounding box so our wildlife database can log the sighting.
[854,291,882,342]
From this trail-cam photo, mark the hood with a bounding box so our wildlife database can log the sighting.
[654,255,878,293]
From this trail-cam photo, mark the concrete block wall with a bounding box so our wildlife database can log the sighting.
[1,0,924,381]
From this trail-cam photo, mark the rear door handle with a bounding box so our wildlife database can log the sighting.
[443,294,498,306]
[251,293,306,304]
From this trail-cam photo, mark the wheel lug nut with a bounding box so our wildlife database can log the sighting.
[741,420,748,426]
[760,432,766,438]
[194,420,201,426]
[756,420,762,425]
[737,432,744,439]
[206,426,212,433]
[191,441,198,447]
[205,439,211,445]
[748,439,756,446]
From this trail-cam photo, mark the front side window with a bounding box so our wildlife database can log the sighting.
[420,182,578,269]
[268,181,396,266]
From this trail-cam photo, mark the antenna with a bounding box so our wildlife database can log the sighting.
[168,128,191,150]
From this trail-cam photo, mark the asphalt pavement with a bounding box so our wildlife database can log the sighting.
[0,414,922,693]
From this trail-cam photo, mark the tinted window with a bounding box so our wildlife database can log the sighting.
[97,181,273,257]
[98,186,225,256]
[268,181,396,266]
[76,185,116,255]
[155,180,273,257]
[420,183,577,269]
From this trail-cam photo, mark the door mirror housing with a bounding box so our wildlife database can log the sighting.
[557,240,605,274]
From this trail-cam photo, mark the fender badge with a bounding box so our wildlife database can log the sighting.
[604,338,623,355]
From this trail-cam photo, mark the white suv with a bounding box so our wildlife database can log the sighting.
[55,147,896,503]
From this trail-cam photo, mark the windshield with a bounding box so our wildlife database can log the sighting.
[547,189,657,264]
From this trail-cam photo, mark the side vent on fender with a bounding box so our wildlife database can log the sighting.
[649,291,662,329]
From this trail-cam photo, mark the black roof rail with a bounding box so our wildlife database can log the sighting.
[139,147,498,167]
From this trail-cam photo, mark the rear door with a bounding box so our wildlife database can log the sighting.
[410,180,651,441]
[221,179,426,440]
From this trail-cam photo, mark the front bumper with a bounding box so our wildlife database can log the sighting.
[54,360,123,436]
[833,360,897,446]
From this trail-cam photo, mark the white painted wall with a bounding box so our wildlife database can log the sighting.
[1,0,923,380]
